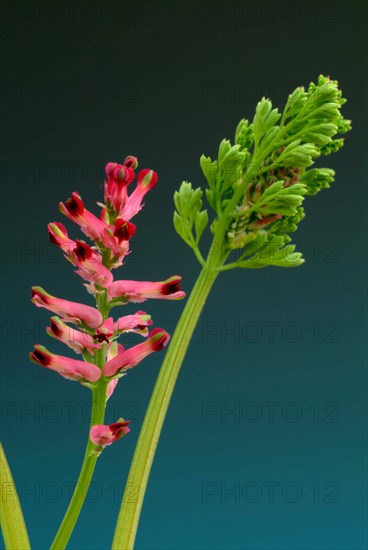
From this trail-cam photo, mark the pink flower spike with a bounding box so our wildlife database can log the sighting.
[59,192,108,242]
[31,286,102,328]
[104,328,170,377]
[90,420,130,447]
[29,344,101,382]
[46,316,101,355]
[108,276,185,303]
[113,311,153,336]
[120,169,158,220]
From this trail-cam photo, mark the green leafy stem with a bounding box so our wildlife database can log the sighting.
[112,75,351,548]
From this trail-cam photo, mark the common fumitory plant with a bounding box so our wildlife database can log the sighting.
[29,157,185,549]
[1,75,351,550]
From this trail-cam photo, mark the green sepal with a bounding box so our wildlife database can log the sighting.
[82,349,94,363]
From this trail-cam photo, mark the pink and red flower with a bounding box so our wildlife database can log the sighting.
[103,157,157,222]
[30,344,101,382]
[108,276,185,303]
[31,286,102,328]
[90,420,130,447]
[59,192,109,242]
[47,317,101,355]
[31,155,185,453]
[73,241,113,289]
[104,328,170,377]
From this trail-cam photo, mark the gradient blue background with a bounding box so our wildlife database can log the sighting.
[1,1,367,549]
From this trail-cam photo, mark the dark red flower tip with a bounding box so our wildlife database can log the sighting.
[93,333,110,343]
[74,240,93,261]
[31,288,49,304]
[114,219,136,241]
[161,279,182,296]
[49,318,62,337]
[65,192,84,215]
[105,162,117,176]
[123,155,138,170]
[31,348,51,366]
[110,420,130,436]
[48,222,67,244]
[111,165,134,186]
[137,169,158,188]
[150,328,170,351]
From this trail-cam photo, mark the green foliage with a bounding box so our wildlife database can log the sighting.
[200,140,246,217]
[235,118,254,151]
[275,141,318,168]
[252,180,307,216]
[252,98,281,147]
[174,75,351,269]
[301,168,335,196]
[173,181,208,249]
[239,243,304,268]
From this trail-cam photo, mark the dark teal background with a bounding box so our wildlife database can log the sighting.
[1,1,367,549]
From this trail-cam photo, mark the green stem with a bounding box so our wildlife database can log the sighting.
[50,380,107,550]
[0,443,31,549]
[192,245,206,266]
[112,247,221,550]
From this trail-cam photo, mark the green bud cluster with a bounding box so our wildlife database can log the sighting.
[174,75,351,270]
[173,182,208,262]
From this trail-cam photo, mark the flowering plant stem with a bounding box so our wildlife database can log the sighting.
[0,443,31,550]
[112,239,226,549]
[50,377,108,550]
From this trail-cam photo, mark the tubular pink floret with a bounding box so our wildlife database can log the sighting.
[112,311,153,336]
[90,420,130,447]
[29,344,101,382]
[119,169,158,220]
[59,192,109,242]
[108,276,185,303]
[48,222,76,257]
[46,316,101,355]
[31,286,102,328]
[104,328,170,377]
[73,241,113,289]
